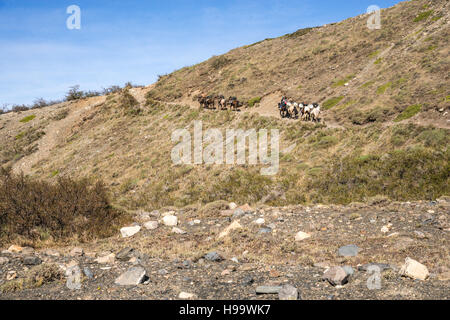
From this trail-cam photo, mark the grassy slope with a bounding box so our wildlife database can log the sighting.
[0,0,448,210]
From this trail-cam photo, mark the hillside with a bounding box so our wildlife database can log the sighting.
[0,0,449,301]
[0,0,449,211]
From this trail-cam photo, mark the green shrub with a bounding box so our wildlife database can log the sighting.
[414,10,433,22]
[323,96,344,110]
[247,97,262,107]
[0,168,129,244]
[20,115,36,123]
[376,82,392,94]
[306,148,450,204]
[394,104,421,122]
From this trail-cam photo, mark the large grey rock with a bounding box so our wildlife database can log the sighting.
[342,265,354,276]
[204,251,223,262]
[338,245,360,257]
[114,267,148,286]
[323,266,350,286]
[22,256,42,266]
[278,284,299,300]
[256,286,282,294]
[232,208,245,219]
[83,267,94,279]
[120,225,141,238]
[144,221,159,230]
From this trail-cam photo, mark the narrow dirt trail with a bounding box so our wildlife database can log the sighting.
[12,96,106,175]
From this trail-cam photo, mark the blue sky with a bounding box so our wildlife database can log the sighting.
[0,0,402,107]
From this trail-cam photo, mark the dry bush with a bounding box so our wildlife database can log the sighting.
[0,168,129,244]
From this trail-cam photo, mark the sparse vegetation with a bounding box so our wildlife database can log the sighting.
[323,96,344,110]
[19,115,36,123]
[0,168,129,244]
[394,104,421,122]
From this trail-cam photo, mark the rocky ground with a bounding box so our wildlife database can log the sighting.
[1,198,449,300]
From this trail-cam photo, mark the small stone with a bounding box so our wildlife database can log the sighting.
[256,286,282,294]
[116,247,135,261]
[172,227,187,234]
[218,220,242,239]
[162,215,178,226]
[115,266,148,286]
[193,219,201,224]
[254,218,265,225]
[231,257,239,264]
[120,225,141,238]
[204,251,223,262]
[22,256,42,266]
[358,263,391,272]
[229,202,238,210]
[179,292,196,299]
[338,244,360,257]
[295,231,311,241]
[258,227,272,234]
[83,267,94,279]
[7,245,23,253]
[278,284,299,300]
[221,269,231,276]
[6,271,17,280]
[342,266,354,276]
[158,269,168,275]
[0,257,9,265]
[239,204,253,213]
[323,266,350,286]
[399,257,429,281]
[414,231,426,239]
[95,253,115,264]
[21,247,35,255]
[70,247,84,257]
[43,249,60,257]
[232,208,245,219]
[242,276,254,285]
[144,221,159,230]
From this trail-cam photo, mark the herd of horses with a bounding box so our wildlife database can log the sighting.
[195,94,243,111]
[194,94,321,122]
[278,100,321,122]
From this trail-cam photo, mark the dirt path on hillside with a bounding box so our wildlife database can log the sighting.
[12,96,106,175]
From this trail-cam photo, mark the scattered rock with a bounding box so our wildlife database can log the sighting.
[21,247,35,255]
[399,257,429,281]
[43,249,60,257]
[218,220,242,239]
[120,225,141,238]
[278,284,299,300]
[172,227,187,234]
[338,244,360,257]
[342,265,354,276]
[295,231,311,241]
[144,221,159,230]
[7,245,23,253]
[254,218,265,225]
[179,292,196,299]
[204,251,223,262]
[162,215,178,227]
[22,256,42,266]
[358,263,391,272]
[114,266,148,286]
[6,271,17,280]
[69,247,84,257]
[232,208,245,219]
[116,247,136,261]
[0,257,9,265]
[229,202,237,210]
[323,266,350,286]
[258,227,272,234]
[95,253,115,265]
[83,267,94,279]
[256,286,282,294]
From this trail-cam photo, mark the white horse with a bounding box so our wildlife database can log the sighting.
[311,105,321,122]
